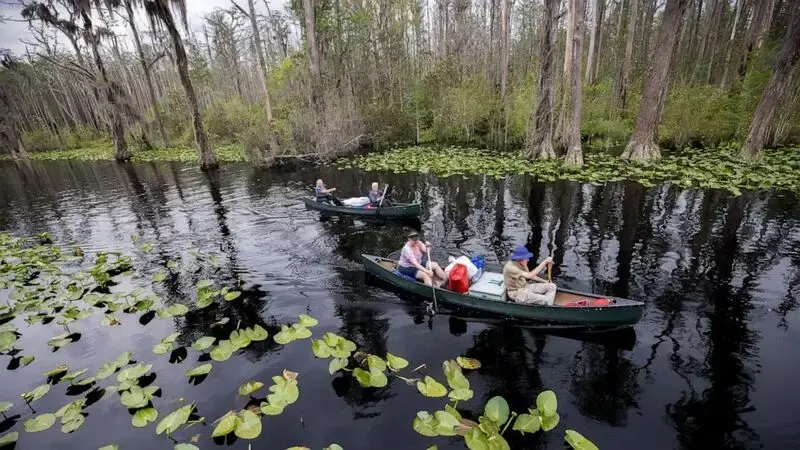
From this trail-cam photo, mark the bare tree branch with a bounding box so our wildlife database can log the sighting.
[146,50,166,69]
[36,52,95,80]
[230,0,249,18]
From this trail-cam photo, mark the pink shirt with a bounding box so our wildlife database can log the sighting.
[398,242,423,268]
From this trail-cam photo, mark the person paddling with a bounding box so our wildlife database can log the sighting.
[315,179,343,206]
[503,245,556,305]
[397,231,446,286]
[367,182,392,207]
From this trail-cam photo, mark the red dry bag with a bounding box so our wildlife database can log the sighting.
[448,264,470,294]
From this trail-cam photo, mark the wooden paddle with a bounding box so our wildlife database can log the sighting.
[375,184,389,218]
[547,218,561,283]
[426,247,438,312]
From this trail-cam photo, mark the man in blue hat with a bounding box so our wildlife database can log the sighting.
[503,245,556,305]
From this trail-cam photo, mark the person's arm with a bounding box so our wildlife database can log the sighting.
[529,257,554,279]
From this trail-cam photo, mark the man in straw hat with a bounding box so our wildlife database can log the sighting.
[503,245,556,305]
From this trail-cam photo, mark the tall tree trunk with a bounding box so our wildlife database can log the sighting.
[526,0,559,160]
[614,0,638,113]
[86,24,129,162]
[738,0,777,81]
[741,7,800,158]
[161,6,218,170]
[499,0,510,97]
[621,0,690,161]
[720,0,743,88]
[563,0,586,165]
[586,0,605,84]
[126,0,168,147]
[303,0,324,111]
[245,0,274,121]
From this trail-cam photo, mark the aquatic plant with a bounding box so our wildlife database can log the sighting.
[338,145,800,195]
[0,232,597,449]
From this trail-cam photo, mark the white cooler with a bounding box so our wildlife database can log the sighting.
[468,272,506,301]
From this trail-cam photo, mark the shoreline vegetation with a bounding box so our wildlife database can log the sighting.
[4,143,799,196]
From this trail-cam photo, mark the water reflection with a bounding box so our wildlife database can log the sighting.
[0,161,798,449]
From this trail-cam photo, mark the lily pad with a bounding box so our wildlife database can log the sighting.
[210,340,235,362]
[96,362,118,380]
[185,364,212,377]
[328,357,347,375]
[367,355,386,372]
[484,396,510,424]
[153,343,172,355]
[19,355,35,366]
[156,404,194,435]
[448,388,474,401]
[120,386,150,409]
[564,429,599,450]
[536,390,558,417]
[98,445,119,450]
[196,279,213,289]
[24,413,56,432]
[62,369,88,382]
[0,431,19,447]
[0,401,12,414]
[174,445,199,450]
[297,314,318,327]
[416,376,447,398]
[117,364,152,383]
[230,330,251,349]
[245,325,268,341]
[132,407,159,428]
[44,363,69,378]
[456,356,482,370]
[513,413,541,434]
[212,411,238,437]
[61,414,85,433]
[152,272,166,282]
[0,331,17,352]
[238,381,264,396]
[541,411,560,431]
[234,409,262,439]
[191,336,216,351]
[223,291,241,301]
[21,384,50,403]
[386,353,409,371]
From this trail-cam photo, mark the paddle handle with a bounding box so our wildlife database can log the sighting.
[378,185,388,208]
[547,263,552,283]
[427,248,438,312]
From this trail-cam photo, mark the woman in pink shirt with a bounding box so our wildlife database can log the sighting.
[397,231,446,286]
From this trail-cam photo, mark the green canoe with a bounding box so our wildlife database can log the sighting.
[362,254,645,328]
[302,197,422,218]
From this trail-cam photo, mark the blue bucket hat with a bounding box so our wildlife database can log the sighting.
[510,246,534,261]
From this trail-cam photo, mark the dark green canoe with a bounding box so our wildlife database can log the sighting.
[302,197,421,218]
[362,254,645,328]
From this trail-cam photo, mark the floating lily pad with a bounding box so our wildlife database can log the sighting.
[210,340,235,362]
[536,390,558,417]
[185,364,212,377]
[24,413,56,432]
[386,353,409,372]
[212,411,238,437]
[174,444,199,450]
[245,325,268,342]
[297,314,318,327]
[223,291,241,301]
[44,363,69,378]
[117,364,152,383]
[456,356,481,370]
[156,404,194,435]
[61,414,85,433]
[191,336,216,351]
[541,411,560,431]
[564,429,599,450]
[229,330,251,349]
[238,381,264,396]
[484,396,510,424]
[0,431,19,447]
[328,358,347,375]
[132,407,159,428]
[21,384,50,403]
[234,409,262,439]
[98,445,119,450]
[416,376,447,398]
[0,401,12,414]
[152,272,166,282]
[196,280,213,289]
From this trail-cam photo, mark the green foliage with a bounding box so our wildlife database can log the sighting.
[660,84,740,148]
[341,145,800,195]
[21,129,62,152]
[432,76,497,146]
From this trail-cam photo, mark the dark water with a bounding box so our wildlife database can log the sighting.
[1,160,799,450]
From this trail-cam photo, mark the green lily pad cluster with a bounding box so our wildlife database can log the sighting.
[273,314,318,345]
[209,324,269,362]
[153,332,181,355]
[311,332,358,374]
[211,371,300,440]
[54,398,87,433]
[338,145,800,195]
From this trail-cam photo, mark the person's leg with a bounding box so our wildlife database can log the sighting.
[526,283,556,305]
[430,262,447,281]
[329,195,344,206]
[416,270,433,286]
